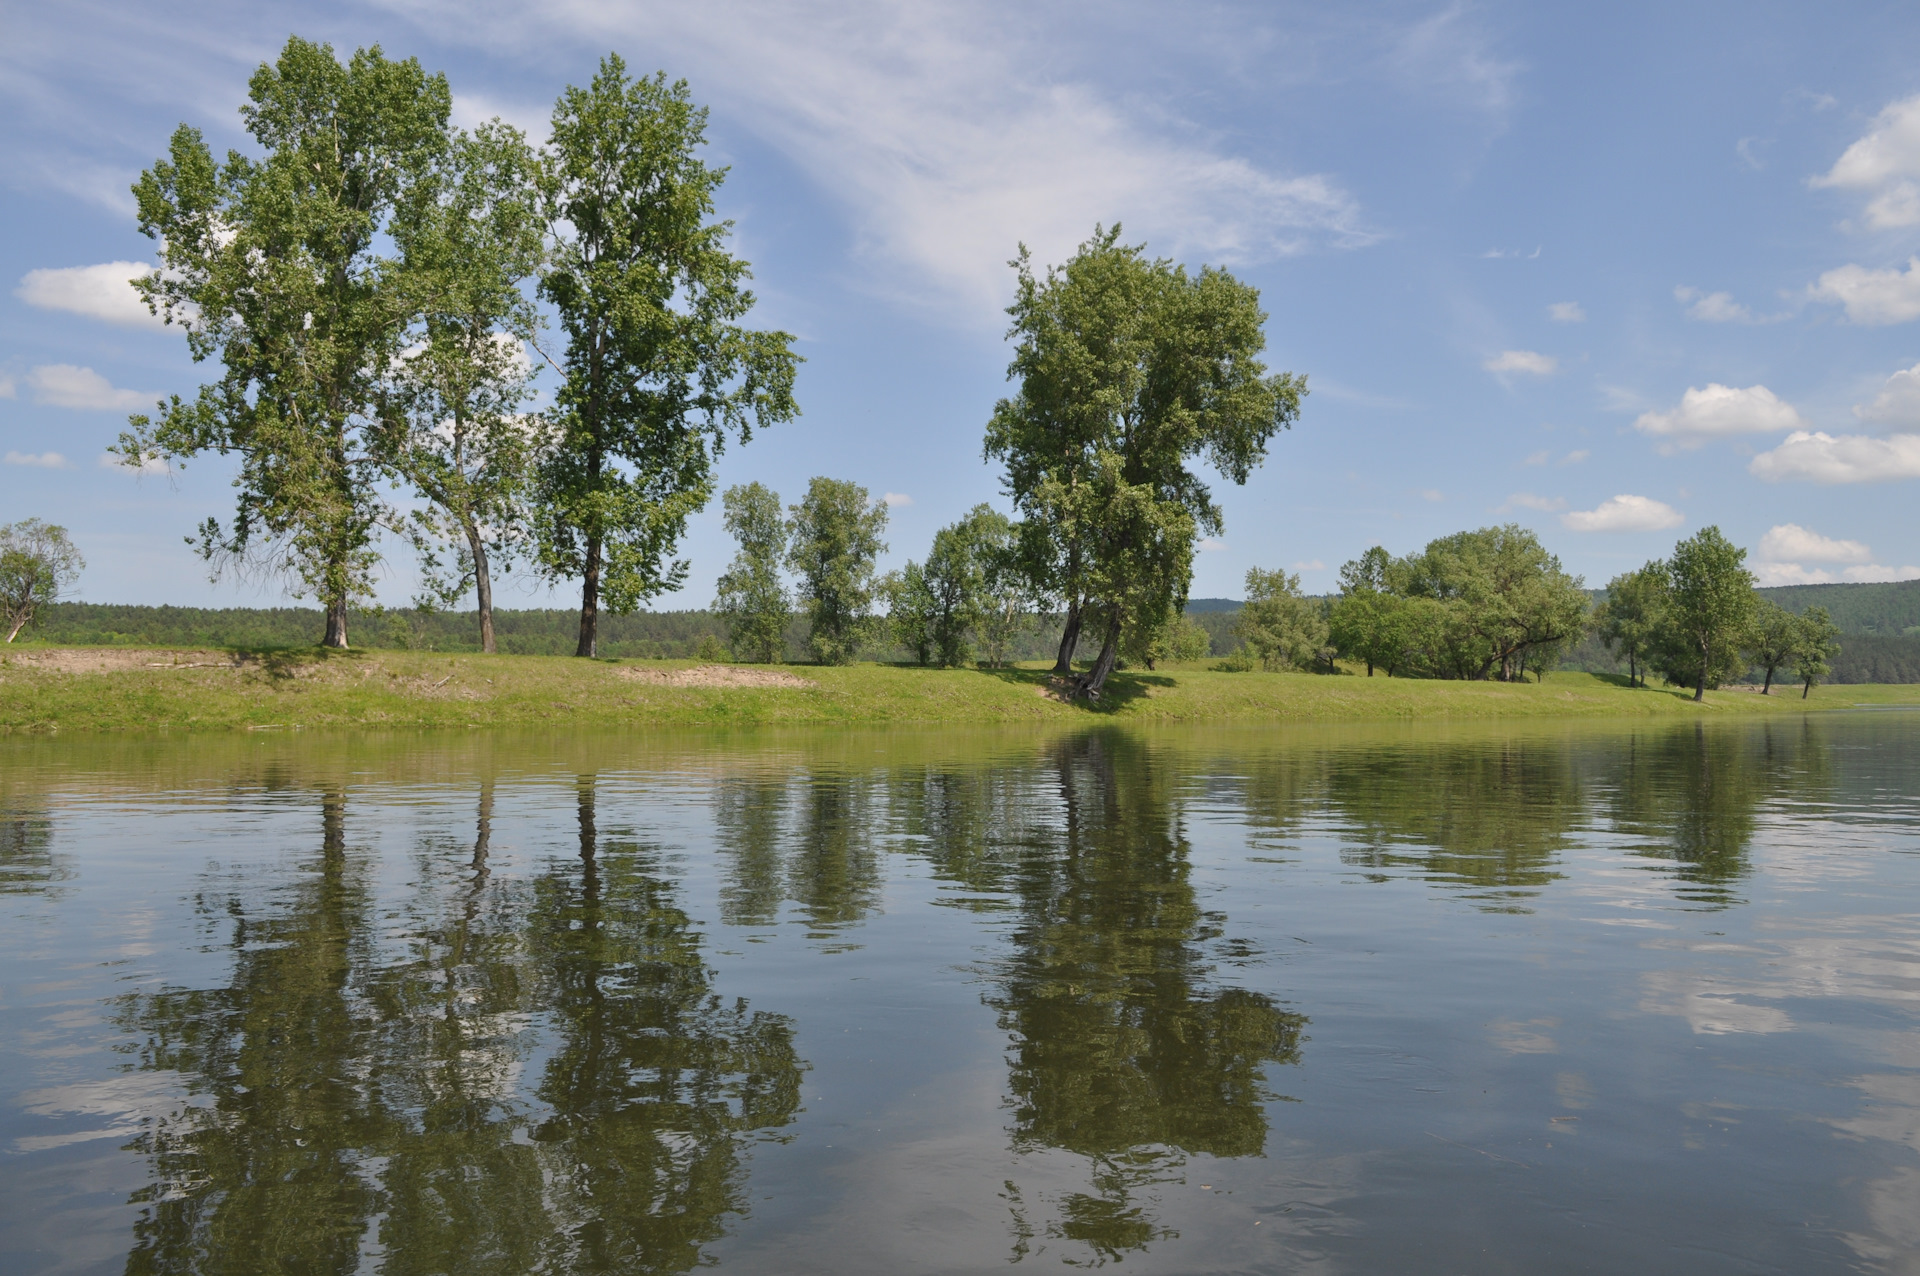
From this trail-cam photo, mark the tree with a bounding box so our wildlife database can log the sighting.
[919,506,1006,667]
[1122,612,1212,669]
[0,519,85,642]
[1233,568,1329,671]
[1792,605,1841,700]
[385,121,545,653]
[1397,525,1588,681]
[788,477,888,665]
[972,509,1035,667]
[884,561,937,666]
[1327,546,1394,675]
[1745,599,1800,694]
[712,482,790,663]
[1595,563,1667,687]
[1653,526,1757,701]
[120,37,451,648]
[984,225,1304,696]
[534,58,799,657]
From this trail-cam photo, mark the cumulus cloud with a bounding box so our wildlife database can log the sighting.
[1633,384,1804,449]
[1750,430,1920,483]
[1807,258,1920,325]
[1812,94,1920,228]
[100,452,169,476]
[26,364,153,411]
[3,450,72,469]
[1484,350,1557,376]
[1755,561,1920,586]
[882,491,913,507]
[1854,361,1920,428]
[15,261,161,328]
[1674,285,1778,324]
[1562,495,1684,533]
[1547,301,1585,323]
[1758,523,1872,564]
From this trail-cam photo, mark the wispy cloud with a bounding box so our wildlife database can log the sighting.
[26,364,154,411]
[1547,301,1584,323]
[1484,349,1556,376]
[881,491,913,507]
[3,450,73,469]
[1750,431,1920,483]
[100,451,169,476]
[1673,285,1783,324]
[1500,492,1566,513]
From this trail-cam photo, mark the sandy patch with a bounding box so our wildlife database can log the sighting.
[616,664,815,689]
[1,648,243,673]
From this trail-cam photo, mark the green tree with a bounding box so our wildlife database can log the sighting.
[386,121,546,653]
[1652,526,1756,700]
[534,58,799,658]
[712,482,790,662]
[1792,605,1842,700]
[121,37,451,648]
[885,560,938,665]
[1233,567,1330,670]
[1122,612,1213,668]
[0,518,85,642]
[920,505,1006,667]
[1745,598,1800,694]
[1397,524,1588,681]
[787,477,888,665]
[971,508,1035,667]
[1327,546,1394,675]
[1595,562,1668,687]
[984,225,1304,695]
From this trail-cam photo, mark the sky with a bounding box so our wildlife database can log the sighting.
[5,0,1920,610]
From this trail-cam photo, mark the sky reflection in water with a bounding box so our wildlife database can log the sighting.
[1,717,1918,1274]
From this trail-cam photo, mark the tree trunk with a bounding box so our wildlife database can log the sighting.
[1053,599,1083,674]
[1079,621,1121,697]
[1694,639,1707,701]
[1761,666,1773,694]
[1802,678,1812,700]
[323,592,350,649]
[1629,651,1637,686]
[466,521,496,655]
[1366,660,1373,677]
[4,606,29,643]
[576,535,602,658]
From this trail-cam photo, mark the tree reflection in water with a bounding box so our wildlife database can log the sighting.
[113,778,805,1275]
[712,770,883,947]
[984,732,1306,1265]
[0,802,67,896]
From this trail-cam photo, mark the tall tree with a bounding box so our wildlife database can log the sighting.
[1327,546,1395,676]
[1792,605,1842,700]
[985,226,1303,695]
[1233,567,1329,670]
[386,121,546,653]
[0,519,84,643]
[787,477,888,665]
[712,482,791,663]
[973,510,1037,668]
[535,58,800,658]
[1654,526,1757,701]
[121,37,450,648]
[1745,598,1800,694]
[1595,562,1667,687]
[1396,524,1588,681]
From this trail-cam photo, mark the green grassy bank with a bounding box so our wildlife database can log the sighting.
[4,646,1916,734]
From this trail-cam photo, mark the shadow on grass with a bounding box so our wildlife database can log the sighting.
[230,645,370,684]
[976,664,1171,713]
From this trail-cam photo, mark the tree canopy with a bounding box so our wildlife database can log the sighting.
[1652,526,1756,700]
[1,519,85,643]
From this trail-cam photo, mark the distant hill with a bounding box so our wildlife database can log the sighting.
[1756,578,1920,635]
[1184,598,1243,613]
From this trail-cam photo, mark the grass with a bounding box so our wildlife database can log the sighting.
[3,644,1916,735]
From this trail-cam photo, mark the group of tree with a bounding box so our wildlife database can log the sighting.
[1316,524,1589,681]
[712,477,892,665]
[120,37,797,654]
[1595,527,1841,700]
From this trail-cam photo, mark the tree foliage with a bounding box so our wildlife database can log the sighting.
[1595,563,1667,687]
[712,482,790,663]
[0,519,85,642]
[1233,567,1329,671]
[788,477,888,665]
[1745,598,1800,695]
[121,36,452,648]
[533,57,799,657]
[385,121,545,653]
[984,225,1303,696]
[1792,605,1842,699]
[1650,526,1756,700]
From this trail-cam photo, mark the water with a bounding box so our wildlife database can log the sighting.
[2,716,1918,1274]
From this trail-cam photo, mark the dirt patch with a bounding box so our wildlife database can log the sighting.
[616,664,816,689]
[1,648,243,673]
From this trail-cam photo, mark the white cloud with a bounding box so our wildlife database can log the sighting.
[1419,488,1444,502]
[1843,563,1920,583]
[1633,384,1804,448]
[100,452,168,476]
[1501,492,1567,512]
[1754,561,1920,586]
[1674,285,1777,324]
[1808,258,1920,325]
[3,450,72,469]
[1813,95,1920,192]
[1290,558,1325,571]
[1484,350,1556,376]
[1547,301,1585,323]
[15,261,161,328]
[1854,362,1920,428]
[1522,449,1550,466]
[1750,430,1920,483]
[1865,183,1920,230]
[1758,523,1872,565]
[26,364,153,411]
[1198,537,1227,552]
[1562,495,1684,533]
[0,374,14,399]
[1560,449,1590,465]
[882,491,913,507]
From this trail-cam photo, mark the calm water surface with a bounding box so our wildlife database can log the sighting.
[3,717,1919,1274]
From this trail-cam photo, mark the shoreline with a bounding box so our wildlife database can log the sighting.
[4,646,1915,735]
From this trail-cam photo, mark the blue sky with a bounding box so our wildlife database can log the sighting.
[6,0,1920,609]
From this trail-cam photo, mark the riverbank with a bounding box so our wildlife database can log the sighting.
[3,646,1915,734]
